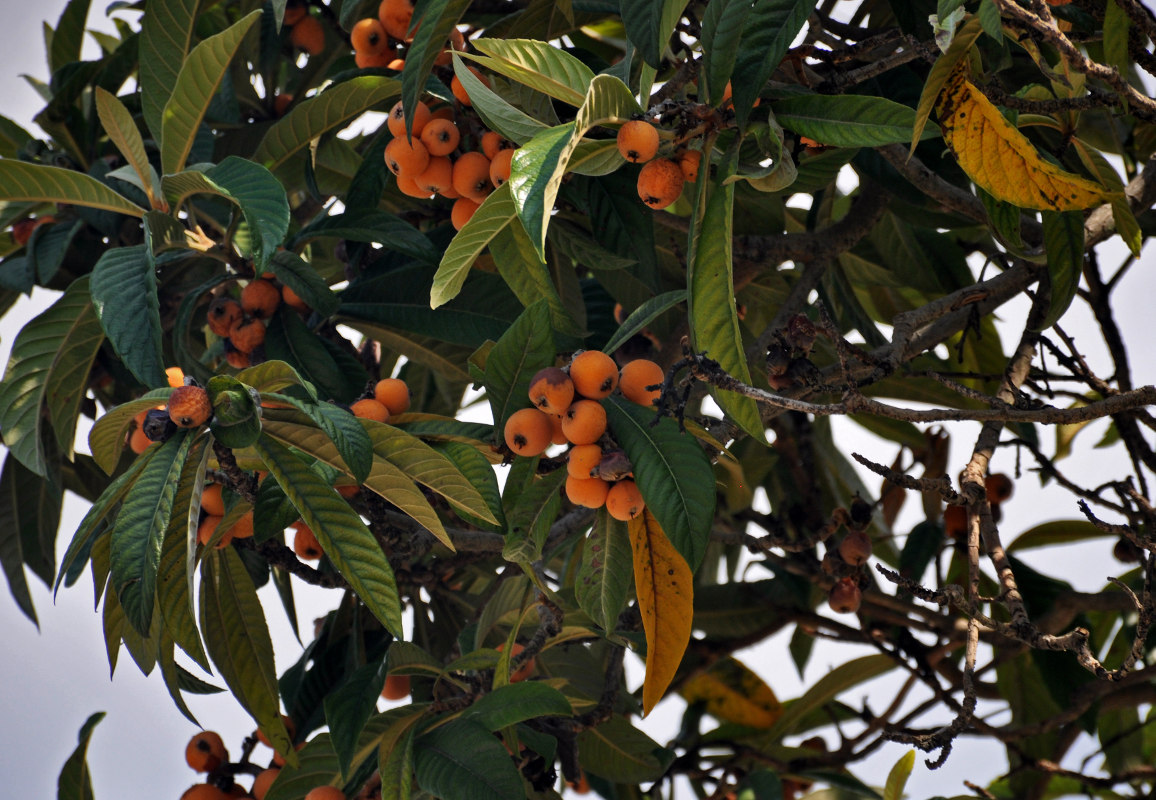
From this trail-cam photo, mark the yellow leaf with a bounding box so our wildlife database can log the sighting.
[629,508,693,716]
[936,67,1113,211]
[679,656,782,729]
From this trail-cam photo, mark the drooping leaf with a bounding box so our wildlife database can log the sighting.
[378,708,427,800]
[91,245,167,388]
[773,95,932,148]
[468,38,594,106]
[264,308,367,404]
[413,718,528,800]
[601,290,686,356]
[729,0,817,128]
[0,160,145,217]
[911,15,983,151]
[0,276,104,476]
[94,87,159,209]
[110,429,196,634]
[200,546,292,762]
[604,397,716,570]
[56,711,104,800]
[431,182,517,308]
[576,715,670,783]
[482,299,555,440]
[326,658,389,779]
[263,393,373,484]
[160,10,262,175]
[680,656,782,729]
[629,509,694,716]
[502,466,567,564]
[488,214,584,337]
[1037,210,1084,329]
[252,434,404,636]
[935,66,1113,211]
[139,0,198,141]
[574,510,633,633]
[700,0,754,106]
[401,0,471,140]
[620,0,689,70]
[462,682,573,730]
[451,56,548,144]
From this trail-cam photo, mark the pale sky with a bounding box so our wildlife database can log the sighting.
[1,3,1153,799]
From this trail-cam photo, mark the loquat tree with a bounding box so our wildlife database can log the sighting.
[1,0,1155,799]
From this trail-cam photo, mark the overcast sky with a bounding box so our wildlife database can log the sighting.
[1,3,1153,800]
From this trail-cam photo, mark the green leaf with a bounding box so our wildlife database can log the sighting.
[379,709,425,800]
[912,15,983,152]
[56,711,104,800]
[0,115,34,158]
[263,394,373,484]
[110,430,196,634]
[200,547,292,760]
[469,38,594,106]
[451,56,547,144]
[574,510,632,633]
[502,467,566,564]
[49,0,92,74]
[1006,520,1112,552]
[265,308,367,404]
[576,715,669,783]
[139,0,198,141]
[236,359,315,397]
[0,455,51,626]
[263,733,342,800]
[463,682,573,730]
[601,291,686,356]
[94,87,158,209]
[883,750,916,800]
[91,245,168,388]
[489,215,583,337]
[482,300,555,442]
[604,397,716,571]
[774,95,930,148]
[620,0,688,69]
[1103,0,1130,77]
[254,75,402,171]
[401,0,471,140]
[1038,210,1083,330]
[700,0,754,106]
[688,179,765,442]
[414,718,528,800]
[87,392,171,476]
[267,250,340,318]
[165,158,289,272]
[290,208,436,264]
[160,10,261,175]
[253,434,404,636]
[326,658,389,779]
[431,182,517,308]
[548,220,636,273]
[0,275,103,476]
[206,374,263,448]
[730,0,817,128]
[0,161,145,217]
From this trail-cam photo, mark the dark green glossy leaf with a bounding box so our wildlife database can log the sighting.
[1038,210,1083,330]
[463,682,573,730]
[414,718,527,800]
[268,250,340,318]
[502,467,566,563]
[91,245,167,388]
[620,0,688,70]
[326,658,389,779]
[576,715,669,783]
[139,0,198,140]
[290,208,436,264]
[401,0,471,139]
[451,56,547,144]
[0,161,145,217]
[575,510,632,633]
[700,0,753,105]
[482,299,555,442]
[265,308,364,403]
[774,95,930,148]
[730,0,817,128]
[56,711,104,800]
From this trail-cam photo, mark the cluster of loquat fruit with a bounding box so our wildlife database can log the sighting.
[183,720,345,800]
[821,496,875,615]
[127,367,215,453]
[206,274,309,370]
[616,119,701,211]
[503,350,667,521]
[942,472,1015,541]
[350,0,467,71]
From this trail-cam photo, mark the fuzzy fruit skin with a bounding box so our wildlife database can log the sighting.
[351,398,390,421]
[489,147,514,187]
[293,522,323,560]
[566,475,610,508]
[201,483,226,516]
[381,673,411,700]
[678,149,702,182]
[169,385,213,428]
[838,530,872,566]
[605,479,645,521]
[828,577,861,614]
[503,407,554,457]
[451,151,493,203]
[528,367,575,416]
[561,399,607,445]
[450,197,479,230]
[387,100,431,139]
[252,768,280,800]
[567,444,603,479]
[569,351,619,399]
[636,157,685,210]
[290,15,325,55]
[186,731,228,773]
[228,317,266,354]
[618,359,664,407]
[616,120,660,163]
[241,279,281,319]
[374,378,411,415]
[420,118,460,156]
[207,297,243,337]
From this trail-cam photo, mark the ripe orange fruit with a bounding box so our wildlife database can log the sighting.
[561,399,607,445]
[351,17,389,56]
[351,398,390,421]
[224,349,251,369]
[677,149,702,182]
[168,385,213,428]
[618,359,664,407]
[566,475,609,508]
[293,522,323,560]
[606,479,644,521]
[228,317,266,354]
[527,367,574,416]
[548,413,568,446]
[419,118,461,157]
[129,425,152,454]
[396,173,435,199]
[985,473,1014,503]
[304,787,346,800]
[450,67,488,106]
[281,284,309,312]
[386,57,406,70]
[829,577,861,613]
[378,0,415,40]
[838,530,872,566]
[180,785,231,800]
[225,510,254,540]
[290,15,325,55]
[503,407,554,457]
[616,120,659,163]
[381,673,411,700]
[943,504,967,539]
[373,378,411,415]
[569,350,619,399]
[414,156,455,195]
[201,483,226,516]
[496,642,534,682]
[480,130,512,160]
[387,100,432,139]
[252,768,280,800]
[186,731,228,773]
[567,444,602,479]
[207,297,243,338]
[384,135,430,176]
[356,48,395,69]
[636,158,685,210]
[450,197,480,230]
[451,151,493,203]
[197,515,225,548]
[489,147,514,188]
[166,366,186,388]
[241,278,281,319]
[273,93,294,116]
